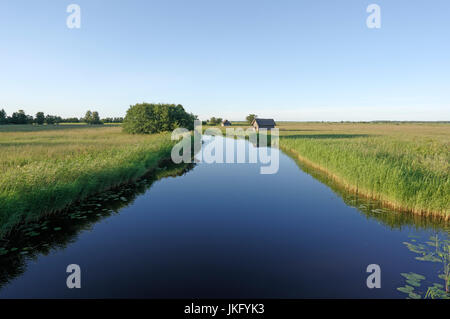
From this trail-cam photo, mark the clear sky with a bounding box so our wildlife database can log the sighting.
[0,0,449,121]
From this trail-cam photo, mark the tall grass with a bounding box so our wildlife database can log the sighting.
[278,123,449,218]
[0,125,175,235]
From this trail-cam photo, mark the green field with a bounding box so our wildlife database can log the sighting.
[0,125,174,236]
[276,122,449,218]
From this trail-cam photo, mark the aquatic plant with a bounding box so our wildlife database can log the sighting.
[398,234,450,299]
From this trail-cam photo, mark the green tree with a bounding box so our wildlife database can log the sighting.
[35,112,45,125]
[45,115,56,125]
[26,115,34,124]
[11,110,28,124]
[92,111,102,124]
[84,111,93,124]
[83,110,102,124]
[0,109,6,124]
[123,103,196,134]
[246,114,257,124]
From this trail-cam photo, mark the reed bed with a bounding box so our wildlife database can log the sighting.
[277,123,449,218]
[0,125,174,235]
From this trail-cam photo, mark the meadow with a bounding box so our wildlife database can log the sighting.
[0,122,448,238]
[275,122,449,218]
[0,125,175,236]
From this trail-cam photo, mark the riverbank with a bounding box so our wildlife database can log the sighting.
[277,123,449,219]
[217,122,449,219]
[0,125,175,237]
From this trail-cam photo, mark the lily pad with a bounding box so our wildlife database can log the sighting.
[397,285,414,294]
[406,279,421,287]
[415,254,441,262]
[408,292,421,299]
[401,272,425,281]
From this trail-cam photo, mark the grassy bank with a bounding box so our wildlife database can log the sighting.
[276,123,449,219]
[0,125,175,236]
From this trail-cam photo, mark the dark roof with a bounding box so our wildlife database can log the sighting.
[222,119,231,123]
[252,118,276,127]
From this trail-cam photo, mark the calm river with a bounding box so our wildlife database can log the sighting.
[0,136,448,298]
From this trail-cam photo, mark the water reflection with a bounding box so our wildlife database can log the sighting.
[283,149,449,233]
[0,162,194,290]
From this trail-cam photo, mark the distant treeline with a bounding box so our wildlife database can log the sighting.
[0,109,123,125]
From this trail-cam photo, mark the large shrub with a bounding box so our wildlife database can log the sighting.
[122,103,197,134]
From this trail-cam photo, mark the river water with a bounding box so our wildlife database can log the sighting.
[0,136,448,298]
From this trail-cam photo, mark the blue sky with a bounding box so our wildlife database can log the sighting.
[0,0,449,121]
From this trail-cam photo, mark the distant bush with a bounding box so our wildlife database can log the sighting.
[102,117,124,123]
[207,117,222,125]
[60,117,81,123]
[122,103,197,134]
[45,115,62,125]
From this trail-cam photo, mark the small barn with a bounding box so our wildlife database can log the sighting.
[221,120,232,126]
[251,118,276,131]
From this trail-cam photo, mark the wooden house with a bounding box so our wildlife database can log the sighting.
[251,118,276,131]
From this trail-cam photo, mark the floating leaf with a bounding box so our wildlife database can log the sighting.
[397,285,414,294]
[406,279,421,287]
[408,292,421,299]
[401,272,425,281]
[403,242,426,254]
[415,254,441,262]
